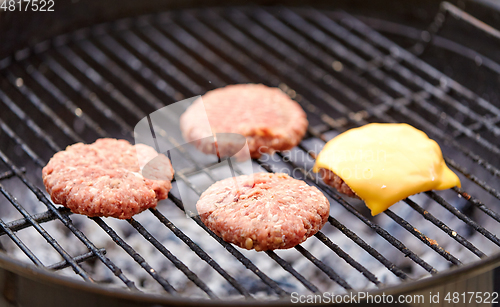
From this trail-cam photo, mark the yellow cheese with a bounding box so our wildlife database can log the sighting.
[313,123,460,215]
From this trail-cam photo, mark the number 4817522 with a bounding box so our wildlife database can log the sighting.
[0,0,55,11]
[444,292,499,304]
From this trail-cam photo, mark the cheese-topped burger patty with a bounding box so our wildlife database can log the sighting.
[180,84,309,159]
[196,173,330,251]
[314,123,461,216]
[42,138,174,219]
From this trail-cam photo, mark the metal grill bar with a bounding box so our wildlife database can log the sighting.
[166,14,280,86]
[403,198,486,258]
[263,250,320,293]
[91,217,178,295]
[133,27,227,87]
[426,191,500,247]
[23,62,108,138]
[442,1,500,40]
[334,10,500,119]
[402,76,500,155]
[42,60,129,134]
[184,14,371,130]
[127,217,217,298]
[446,158,500,202]
[0,180,92,281]
[149,209,253,298]
[150,25,249,85]
[453,187,500,224]
[383,209,461,265]
[294,245,352,290]
[0,170,15,180]
[51,47,146,132]
[0,214,44,266]
[216,9,395,124]
[3,71,84,143]
[172,13,349,131]
[296,246,352,289]
[120,31,207,94]
[78,40,171,109]
[48,248,106,271]
[0,88,61,153]
[313,232,381,286]
[37,55,132,135]
[0,207,72,236]
[325,215,410,280]
[0,117,45,167]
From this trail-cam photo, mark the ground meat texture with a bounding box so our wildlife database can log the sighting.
[180,84,309,159]
[42,139,174,219]
[196,173,330,251]
[319,168,358,198]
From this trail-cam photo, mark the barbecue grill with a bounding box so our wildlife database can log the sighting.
[0,0,499,305]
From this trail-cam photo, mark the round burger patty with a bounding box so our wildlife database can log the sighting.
[196,173,330,251]
[42,138,174,219]
[180,84,309,159]
[319,168,357,198]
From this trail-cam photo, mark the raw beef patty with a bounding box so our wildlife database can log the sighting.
[42,138,174,219]
[180,84,309,159]
[196,173,330,251]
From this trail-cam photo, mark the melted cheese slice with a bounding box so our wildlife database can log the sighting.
[313,123,461,215]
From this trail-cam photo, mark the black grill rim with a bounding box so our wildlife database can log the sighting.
[0,1,499,303]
